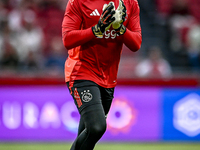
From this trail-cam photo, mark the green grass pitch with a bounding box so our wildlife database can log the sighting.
[0,142,200,150]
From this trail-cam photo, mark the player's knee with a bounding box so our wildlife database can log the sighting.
[90,121,107,137]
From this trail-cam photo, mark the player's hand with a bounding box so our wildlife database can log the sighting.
[112,0,126,35]
[92,2,115,38]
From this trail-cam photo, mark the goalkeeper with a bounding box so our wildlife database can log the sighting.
[62,0,142,149]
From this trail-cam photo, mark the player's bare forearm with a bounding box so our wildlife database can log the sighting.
[123,29,142,52]
[62,28,95,50]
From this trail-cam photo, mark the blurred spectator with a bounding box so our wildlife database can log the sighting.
[0,0,8,28]
[135,46,172,78]
[0,0,66,73]
[1,0,200,77]
[16,10,44,69]
[23,51,42,70]
[0,19,19,68]
[0,0,9,60]
[0,0,44,70]
[169,0,190,16]
[186,24,200,71]
[156,0,200,22]
[45,36,67,71]
[37,0,64,53]
[167,0,197,52]
[8,0,38,32]
[1,41,19,69]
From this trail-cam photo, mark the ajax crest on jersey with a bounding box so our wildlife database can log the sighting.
[81,90,93,102]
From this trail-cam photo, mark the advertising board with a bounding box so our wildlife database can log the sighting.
[162,88,200,141]
[0,85,160,141]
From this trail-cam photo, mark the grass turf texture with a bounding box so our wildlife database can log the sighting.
[0,143,200,150]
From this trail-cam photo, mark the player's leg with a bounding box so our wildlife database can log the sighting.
[77,117,84,136]
[100,87,115,116]
[71,104,106,150]
[77,86,114,136]
[67,80,107,150]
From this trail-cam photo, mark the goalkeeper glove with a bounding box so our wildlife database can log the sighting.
[92,2,115,38]
[112,0,127,35]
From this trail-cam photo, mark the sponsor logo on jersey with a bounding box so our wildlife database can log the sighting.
[90,9,100,16]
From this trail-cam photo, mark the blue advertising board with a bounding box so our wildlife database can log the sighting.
[162,88,200,141]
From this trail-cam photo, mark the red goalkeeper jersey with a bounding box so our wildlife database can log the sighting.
[62,0,142,88]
